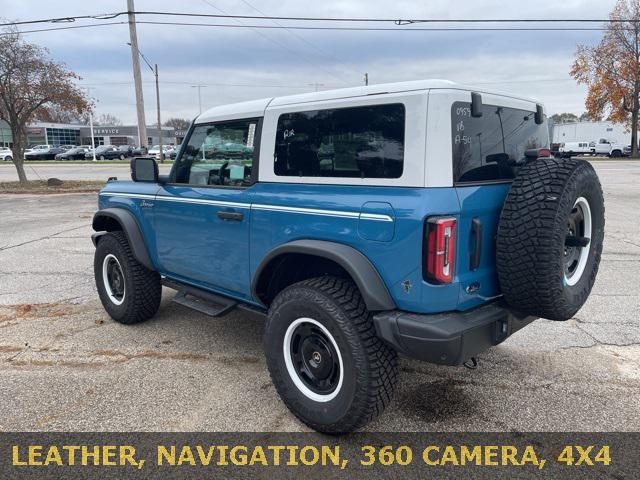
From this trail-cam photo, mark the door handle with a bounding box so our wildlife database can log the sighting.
[470,218,482,271]
[217,211,244,221]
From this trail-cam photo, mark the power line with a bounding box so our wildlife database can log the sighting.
[1,21,619,37]
[0,22,127,35]
[2,12,639,28]
[134,21,617,31]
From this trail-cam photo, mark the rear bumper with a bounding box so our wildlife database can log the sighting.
[373,301,536,365]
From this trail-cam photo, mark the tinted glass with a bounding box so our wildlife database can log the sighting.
[274,104,405,179]
[173,119,257,186]
[451,102,548,183]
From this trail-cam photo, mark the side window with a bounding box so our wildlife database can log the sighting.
[274,103,405,179]
[451,102,548,184]
[173,119,258,186]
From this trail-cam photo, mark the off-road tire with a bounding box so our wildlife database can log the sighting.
[94,231,162,324]
[496,158,604,320]
[264,276,398,434]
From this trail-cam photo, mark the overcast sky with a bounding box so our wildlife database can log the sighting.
[2,0,616,124]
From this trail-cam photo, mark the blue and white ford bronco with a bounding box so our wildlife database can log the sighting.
[92,80,604,433]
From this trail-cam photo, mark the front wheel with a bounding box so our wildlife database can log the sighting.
[264,276,398,434]
[94,231,162,324]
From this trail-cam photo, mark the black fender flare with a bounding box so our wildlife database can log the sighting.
[92,208,154,271]
[252,239,396,311]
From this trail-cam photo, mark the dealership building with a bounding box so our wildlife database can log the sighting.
[0,120,186,148]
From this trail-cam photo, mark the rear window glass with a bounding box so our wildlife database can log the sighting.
[274,103,405,179]
[451,102,548,184]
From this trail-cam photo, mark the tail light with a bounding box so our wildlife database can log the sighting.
[424,216,457,284]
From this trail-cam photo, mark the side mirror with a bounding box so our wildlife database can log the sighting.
[131,157,158,182]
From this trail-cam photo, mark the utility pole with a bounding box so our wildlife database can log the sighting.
[85,87,97,162]
[191,85,206,115]
[155,64,163,163]
[364,73,369,86]
[127,0,148,149]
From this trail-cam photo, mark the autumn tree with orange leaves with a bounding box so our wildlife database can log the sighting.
[571,0,640,157]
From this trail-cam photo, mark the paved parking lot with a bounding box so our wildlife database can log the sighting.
[0,163,171,182]
[0,160,638,431]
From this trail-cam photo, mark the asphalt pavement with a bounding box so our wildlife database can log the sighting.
[0,162,171,182]
[0,160,638,431]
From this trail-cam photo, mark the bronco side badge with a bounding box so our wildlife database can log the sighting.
[402,280,412,293]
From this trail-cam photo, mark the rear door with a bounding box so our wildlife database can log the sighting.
[153,118,260,300]
[449,96,549,309]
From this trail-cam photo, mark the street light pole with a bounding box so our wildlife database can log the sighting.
[85,87,97,162]
[126,42,162,162]
[191,84,206,115]
[155,64,163,163]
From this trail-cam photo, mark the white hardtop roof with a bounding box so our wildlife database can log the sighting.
[195,79,542,124]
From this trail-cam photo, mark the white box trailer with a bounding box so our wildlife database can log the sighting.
[552,121,629,146]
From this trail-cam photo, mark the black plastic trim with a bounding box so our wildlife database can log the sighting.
[252,239,396,311]
[91,208,154,271]
[373,300,536,365]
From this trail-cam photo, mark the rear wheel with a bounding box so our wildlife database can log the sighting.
[496,158,605,320]
[99,155,106,160]
[264,276,398,433]
[611,149,622,158]
[94,231,161,324]
[119,154,125,160]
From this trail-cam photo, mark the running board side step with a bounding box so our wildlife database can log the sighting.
[163,279,237,317]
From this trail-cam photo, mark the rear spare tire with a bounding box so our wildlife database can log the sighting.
[496,158,604,320]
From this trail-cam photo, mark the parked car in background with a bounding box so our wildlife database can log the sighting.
[24,145,52,155]
[87,146,127,160]
[0,147,13,161]
[624,145,633,156]
[148,145,174,160]
[593,138,625,157]
[169,147,180,160]
[55,147,88,160]
[131,146,148,156]
[24,146,66,160]
[117,145,135,158]
[557,141,592,158]
[59,145,76,151]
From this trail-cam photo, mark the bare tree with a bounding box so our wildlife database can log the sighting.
[35,104,89,124]
[163,117,191,130]
[0,25,89,184]
[95,113,123,126]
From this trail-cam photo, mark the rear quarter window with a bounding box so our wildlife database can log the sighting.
[451,101,548,184]
[274,103,405,179]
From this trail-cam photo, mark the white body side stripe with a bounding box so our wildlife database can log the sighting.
[100,192,393,222]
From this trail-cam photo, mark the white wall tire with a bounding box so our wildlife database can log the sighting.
[102,254,126,306]
[94,231,161,324]
[282,317,344,402]
[264,276,398,433]
[564,197,592,287]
